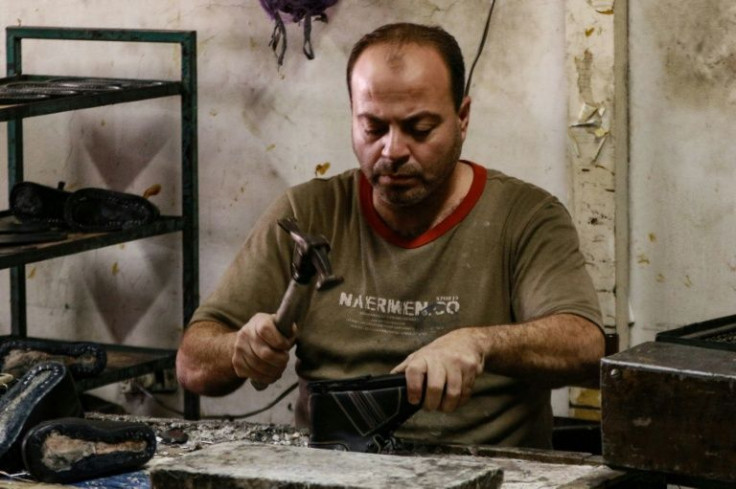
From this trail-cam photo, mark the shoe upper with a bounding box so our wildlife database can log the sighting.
[307,373,422,453]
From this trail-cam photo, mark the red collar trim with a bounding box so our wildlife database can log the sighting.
[359,161,487,249]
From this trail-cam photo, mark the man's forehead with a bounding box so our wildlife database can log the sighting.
[379,43,412,70]
[350,43,452,94]
[357,42,442,70]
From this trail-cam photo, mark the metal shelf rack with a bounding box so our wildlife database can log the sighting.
[1,27,200,419]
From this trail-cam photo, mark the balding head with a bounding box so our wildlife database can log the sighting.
[346,23,466,112]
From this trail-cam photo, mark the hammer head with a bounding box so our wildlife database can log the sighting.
[278,218,343,289]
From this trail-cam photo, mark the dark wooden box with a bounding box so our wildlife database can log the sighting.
[601,341,736,484]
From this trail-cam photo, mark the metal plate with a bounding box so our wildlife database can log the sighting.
[0,77,166,105]
[656,313,736,352]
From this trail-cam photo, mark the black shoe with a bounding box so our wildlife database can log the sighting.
[10,181,160,233]
[0,362,83,472]
[307,373,422,453]
[64,187,160,232]
[10,181,71,228]
[0,338,107,380]
[23,417,157,483]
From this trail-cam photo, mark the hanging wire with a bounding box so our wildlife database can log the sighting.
[132,379,299,420]
[464,0,497,97]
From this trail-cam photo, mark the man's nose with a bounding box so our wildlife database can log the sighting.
[381,128,410,161]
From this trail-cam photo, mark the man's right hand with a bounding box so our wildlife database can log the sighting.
[231,312,296,386]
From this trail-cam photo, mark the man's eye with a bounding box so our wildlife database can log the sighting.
[364,126,386,136]
[411,127,433,138]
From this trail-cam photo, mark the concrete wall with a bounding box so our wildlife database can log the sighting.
[628,0,736,344]
[0,0,588,422]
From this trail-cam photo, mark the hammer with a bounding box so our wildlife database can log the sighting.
[251,217,342,390]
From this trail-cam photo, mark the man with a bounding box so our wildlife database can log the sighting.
[176,22,605,448]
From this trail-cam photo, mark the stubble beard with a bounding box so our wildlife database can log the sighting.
[371,161,427,207]
[370,134,464,209]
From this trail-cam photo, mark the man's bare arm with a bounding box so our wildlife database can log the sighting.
[478,313,604,386]
[393,313,605,412]
[176,314,295,396]
[176,321,244,396]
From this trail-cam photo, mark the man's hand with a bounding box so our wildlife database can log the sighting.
[391,328,484,413]
[232,312,295,386]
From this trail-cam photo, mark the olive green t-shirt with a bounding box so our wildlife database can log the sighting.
[191,162,602,448]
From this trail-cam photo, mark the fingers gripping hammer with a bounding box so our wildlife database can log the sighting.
[251,217,342,390]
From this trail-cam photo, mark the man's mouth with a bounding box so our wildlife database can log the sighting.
[377,173,417,186]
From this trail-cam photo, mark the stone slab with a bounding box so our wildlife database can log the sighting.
[149,442,503,489]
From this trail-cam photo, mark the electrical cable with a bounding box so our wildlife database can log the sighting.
[203,381,299,420]
[131,381,184,417]
[464,0,497,97]
[132,379,299,420]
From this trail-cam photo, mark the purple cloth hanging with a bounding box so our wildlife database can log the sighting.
[260,0,339,66]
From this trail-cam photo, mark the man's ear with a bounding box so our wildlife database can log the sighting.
[458,96,471,138]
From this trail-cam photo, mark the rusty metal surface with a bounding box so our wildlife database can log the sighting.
[601,341,736,485]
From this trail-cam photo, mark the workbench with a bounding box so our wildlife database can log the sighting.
[0,415,661,488]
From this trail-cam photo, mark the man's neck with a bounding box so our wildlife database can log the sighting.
[374,162,474,238]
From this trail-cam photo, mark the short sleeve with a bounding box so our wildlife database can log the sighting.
[189,193,295,329]
[510,198,603,328]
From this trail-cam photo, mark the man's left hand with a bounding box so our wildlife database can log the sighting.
[391,328,484,413]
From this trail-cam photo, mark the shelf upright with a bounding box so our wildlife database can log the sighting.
[3,27,200,419]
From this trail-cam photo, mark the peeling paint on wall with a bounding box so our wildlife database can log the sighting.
[588,0,615,15]
[143,184,162,199]
[566,0,617,331]
[575,50,595,105]
[314,162,330,176]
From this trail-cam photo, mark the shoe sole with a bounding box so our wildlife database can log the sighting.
[23,417,157,483]
[0,361,81,471]
[0,338,107,379]
[64,188,159,232]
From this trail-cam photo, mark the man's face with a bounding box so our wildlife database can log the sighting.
[350,43,470,210]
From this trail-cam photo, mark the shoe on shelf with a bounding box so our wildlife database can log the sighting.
[64,187,160,232]
[22,417,157,484]
[9,181,160,233]
[0,361,83,472]
[9,181,72,228]
[0,338,107,380]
